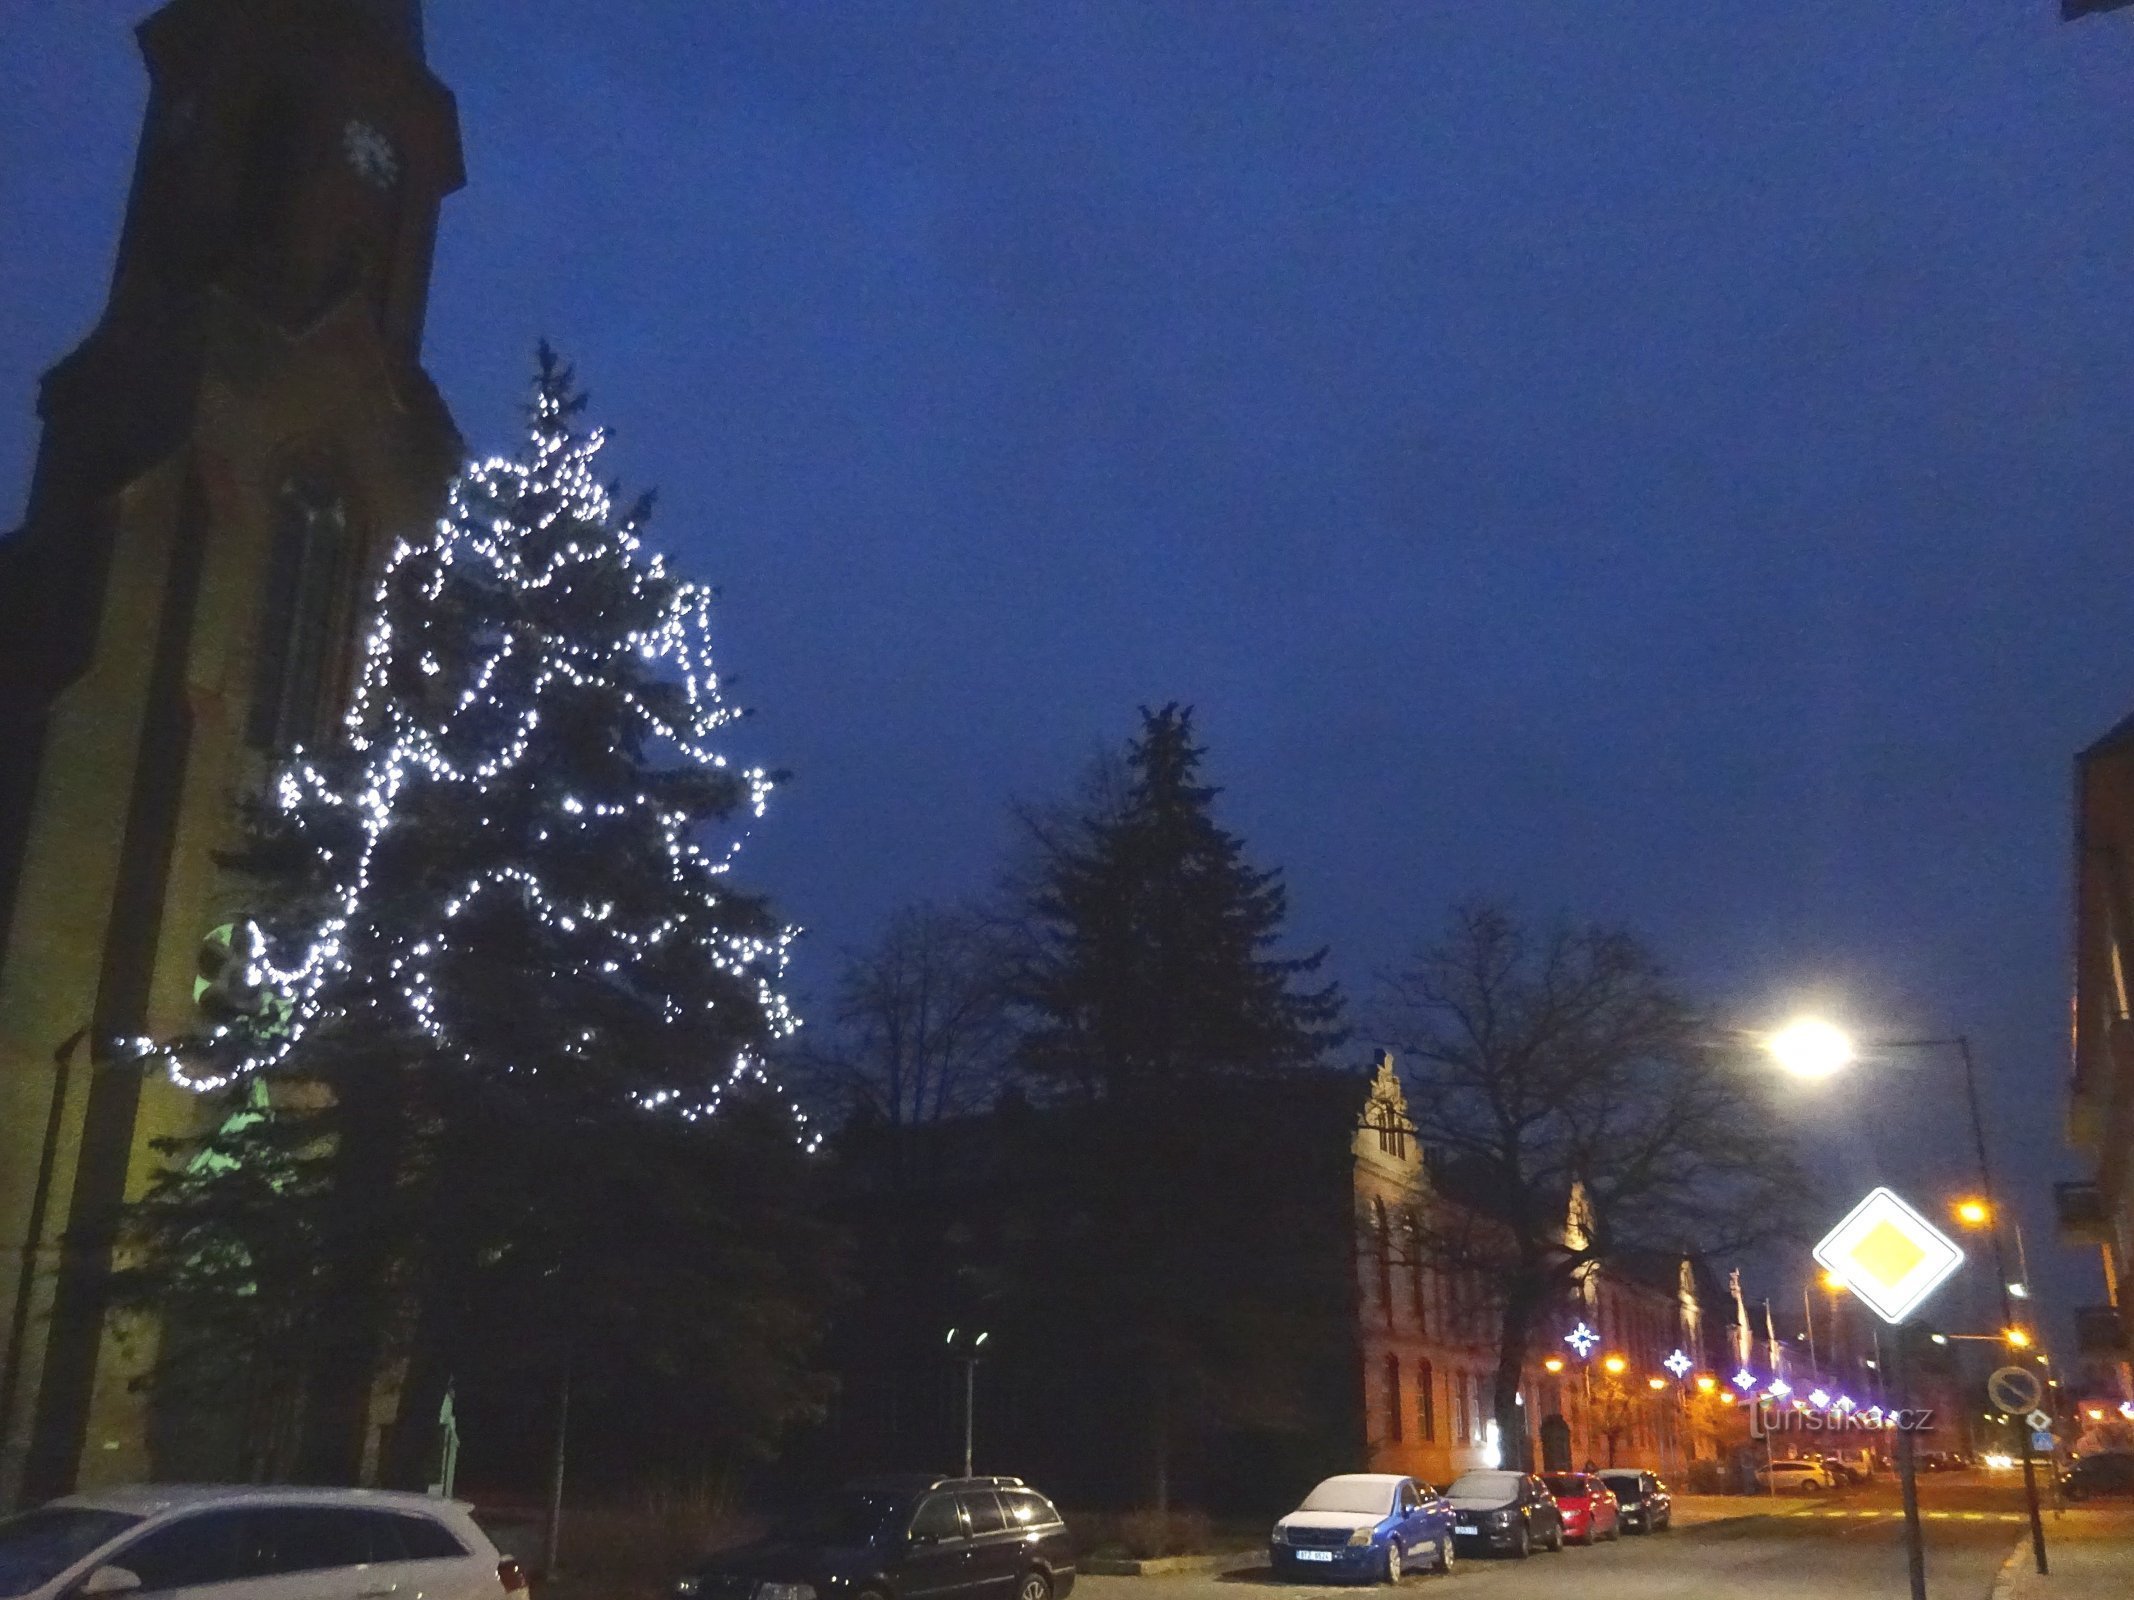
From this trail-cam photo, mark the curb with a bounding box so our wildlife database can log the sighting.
[1082,1552,1265,1577]
[1988,1535,2027,1600]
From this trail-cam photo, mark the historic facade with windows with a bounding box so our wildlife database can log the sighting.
[1348,1052,1714,1482]
[0,0,463,1505]
[2064,713,2134,1399]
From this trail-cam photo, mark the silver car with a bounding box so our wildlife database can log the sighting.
[0,1484,525,1600]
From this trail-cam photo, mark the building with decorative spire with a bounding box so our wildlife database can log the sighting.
[0,0,463,1504]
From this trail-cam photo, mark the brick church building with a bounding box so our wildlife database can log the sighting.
[0,0,463,1506]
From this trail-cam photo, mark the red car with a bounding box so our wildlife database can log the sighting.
[1541,1474,1621,1544]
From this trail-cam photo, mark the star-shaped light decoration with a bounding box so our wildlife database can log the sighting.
[1732,1368,1758,1392]
[1767,1379,1792,1398]
[1808,1389,1831,1410]
[1664,1349,1693,1379]
[1564,1323,1600,1359]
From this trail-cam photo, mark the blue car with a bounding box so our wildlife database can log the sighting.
[1269,1473,1457,1582]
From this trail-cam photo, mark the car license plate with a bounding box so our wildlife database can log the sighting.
[1453,1524,1478,1536]
[1296,1550,1335,1562]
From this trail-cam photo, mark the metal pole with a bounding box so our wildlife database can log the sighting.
[544,1365,570,1578]
[961,1358,975,1477]
[1803,1287,1819,1379]
[1893,1332,1928,1600]
[1952,1038,2047,1578]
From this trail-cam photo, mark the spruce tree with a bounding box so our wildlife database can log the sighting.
[123,350,827,1485]
[1015,703,1344,1098]
[1005,705,1347,1509]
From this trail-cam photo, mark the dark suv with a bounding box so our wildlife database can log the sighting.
[676,1476,1075,1600]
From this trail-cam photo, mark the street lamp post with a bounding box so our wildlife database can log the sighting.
[1763,1024,2048,1576]
[945,1328,989,1477]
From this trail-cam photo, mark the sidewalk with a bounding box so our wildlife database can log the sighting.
[1992,1507,2134,1600]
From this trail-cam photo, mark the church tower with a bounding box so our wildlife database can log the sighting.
[0,0,462,1504]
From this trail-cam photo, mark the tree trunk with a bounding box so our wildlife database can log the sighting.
[1151,1371,1171,1517]
[1493,1277,1543,1473]
[295,1064,405,1482]
[377,1247,466,1490]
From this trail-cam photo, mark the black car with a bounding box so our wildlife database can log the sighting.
[1443,1470,1564,1559]
[1595,1469,1671,1533]
[2060,1453,2134,1502]
[676,1476,1075,1600]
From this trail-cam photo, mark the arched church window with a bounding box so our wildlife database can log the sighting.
[1371,1198,1393,1326]
[1417,1358,1436,1442]
[1406,1212,1427,1329]
[1383,1353,1404,1444]
[234,92,301,253]
[248,478,352,751]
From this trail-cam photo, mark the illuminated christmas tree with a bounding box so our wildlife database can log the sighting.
[124,350,829,1484]
[177,345,804,1125]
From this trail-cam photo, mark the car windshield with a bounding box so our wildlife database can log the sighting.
[770,1492,907,1547]
[1599,1475,1642,1500]
[1298,1479,1393,1515]
[1541,1476,1588,1498]
[1445,1471,1523,1503]
[0,1508,141,1599]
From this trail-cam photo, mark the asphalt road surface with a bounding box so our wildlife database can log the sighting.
[1079,1475,2043,1600]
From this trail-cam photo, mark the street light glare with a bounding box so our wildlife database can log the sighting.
[1765,1017,1856,1080]
[1954,1198,1991,1228]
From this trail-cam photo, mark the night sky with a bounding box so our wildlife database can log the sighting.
[7,2,2134,1355]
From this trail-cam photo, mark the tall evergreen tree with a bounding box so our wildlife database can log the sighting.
[1013,704,1344,1099]
[120,350,831,1487]
[1002,706,1348,1510]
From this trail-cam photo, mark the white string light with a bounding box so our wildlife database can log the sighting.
[165,363,814,1148]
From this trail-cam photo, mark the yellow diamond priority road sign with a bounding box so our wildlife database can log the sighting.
[1813,1186,1964,1326]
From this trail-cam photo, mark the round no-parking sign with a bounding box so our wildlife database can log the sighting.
[1987,1366,2042,1414]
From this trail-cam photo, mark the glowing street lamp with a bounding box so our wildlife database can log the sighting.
[1602,1354,1628,1376]
[1543,1356,1565,1374]
[1647,1376,1668,1391]
[1695,1374,1718,1394]
[1954,1198,1992,1229]
[1764,1018,1857,1080]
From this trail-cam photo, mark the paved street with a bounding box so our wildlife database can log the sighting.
[1079,1476,2062,1600]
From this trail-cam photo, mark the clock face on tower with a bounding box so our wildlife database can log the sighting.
[341,118,400,189]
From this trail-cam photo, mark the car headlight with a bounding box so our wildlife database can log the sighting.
[674,1582,702,1598]
[1269,1525,1287,1545]
[757,1584,816,1600]
[1346,1528,1373,1547]
[1487,1509,1516,1527]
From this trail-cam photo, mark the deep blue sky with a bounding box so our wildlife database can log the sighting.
[7,1,2134,1358]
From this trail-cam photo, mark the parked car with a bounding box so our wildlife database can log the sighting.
[1595,1469,1672,1534]
[1811,1455,1862,1488]
[0,1483,524,1600]
[1268,1473,1455,1582]
[1756,1459,1832,1493]
[2059,1453,2134,1502]
[674,1476,1074,1600]
[1539,1474,1618,1544]
[1443,1470,1564,1559]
